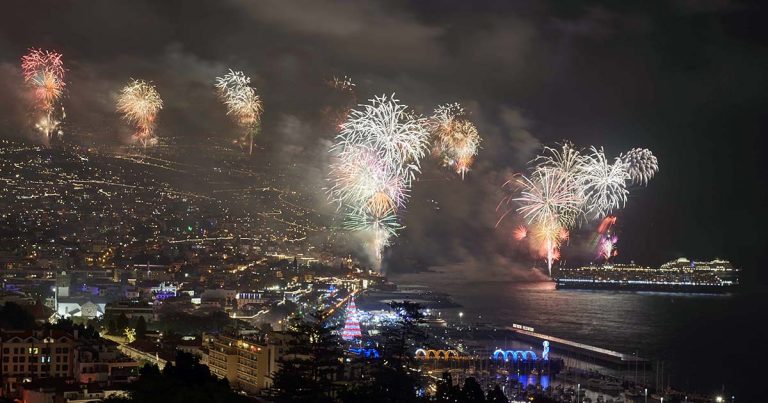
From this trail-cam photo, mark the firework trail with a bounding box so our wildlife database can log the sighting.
[328,94,429,265]
[116,79,163,148]
[531,219,569,275]
[21,49,66,140]
[621,148,659,186]
[215,69,264,154]
[596,215,617,234]
[429,103,482,179]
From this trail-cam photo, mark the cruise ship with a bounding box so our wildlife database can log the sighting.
[554,258,739,292]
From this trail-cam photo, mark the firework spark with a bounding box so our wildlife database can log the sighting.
[117,79,163,148]
[215,69,264,154]
[21,49,66,140]
[323,75,358,131]
[621,148,659,186]
[430,103,481,178]
[328,94,429,265]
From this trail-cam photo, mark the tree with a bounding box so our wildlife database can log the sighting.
[116,313,129,332]
[104,352,248,403]
[135,316,147,339]
[486,385,509,403]
[384,301,425,366]
[0,302,37,329]
[461,377,486,402]
[435,372,462,402]
[367,301,427,402]
[269,312,342,402]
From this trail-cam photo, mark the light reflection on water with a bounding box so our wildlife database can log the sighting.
[391,272,762,397]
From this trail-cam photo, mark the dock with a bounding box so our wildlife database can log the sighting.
[509,327,647,366]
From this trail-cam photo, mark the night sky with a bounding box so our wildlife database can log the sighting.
[1,1,766,284]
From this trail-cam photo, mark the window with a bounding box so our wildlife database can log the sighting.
[2,357,7,363]
[28,347,39,354]
[55,348,61,354]
[62,347,69,353]
[2,348,8,354]
[12,357,18,363]
[62,364,68,371]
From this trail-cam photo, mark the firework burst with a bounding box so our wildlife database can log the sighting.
[430,103,481,178]
[512,167,584,229]
[215,69,264,154]
[621,148,659,186]
[21,49,66,140]
[117,79,163,148]
[501,142,656,276]
[328,94,429,266]
[580,147,630,219]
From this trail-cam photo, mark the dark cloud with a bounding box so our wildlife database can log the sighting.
[0,0,765,280]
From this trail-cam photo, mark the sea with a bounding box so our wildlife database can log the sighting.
[390,272,766,400]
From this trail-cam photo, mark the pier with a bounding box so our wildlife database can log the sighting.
[509,327,647,366]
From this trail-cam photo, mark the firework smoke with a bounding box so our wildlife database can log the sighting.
[323,75,358,131]
[21,49,66,141]
[116,79,163,148]
[215,69,264,154]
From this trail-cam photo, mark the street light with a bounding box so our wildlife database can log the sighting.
[644,388,648,403]
[576,383,580,403]
[716,397,723,403]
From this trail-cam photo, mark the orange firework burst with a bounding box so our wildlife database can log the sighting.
[513,225,528,241]
[430,104,481,179]
[21,49,66,139]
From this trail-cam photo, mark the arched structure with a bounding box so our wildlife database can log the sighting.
[492,349,538,362]
[415,348,460,360]
[349,347,380,359]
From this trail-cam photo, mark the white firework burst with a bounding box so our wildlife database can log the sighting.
[513,167,585,228]
[334,94,430,184]
[580,147,630,218]
[621,148,659,186]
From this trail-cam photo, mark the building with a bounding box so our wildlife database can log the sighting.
[74,340,140,385]
[104,301,156,323]
[206,334,277,395]
[19,378,128,403]
[0,329,77,396]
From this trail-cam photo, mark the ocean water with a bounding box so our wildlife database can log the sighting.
[390,273,765,400]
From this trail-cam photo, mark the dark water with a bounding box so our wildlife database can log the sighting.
[391,273,766,400]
